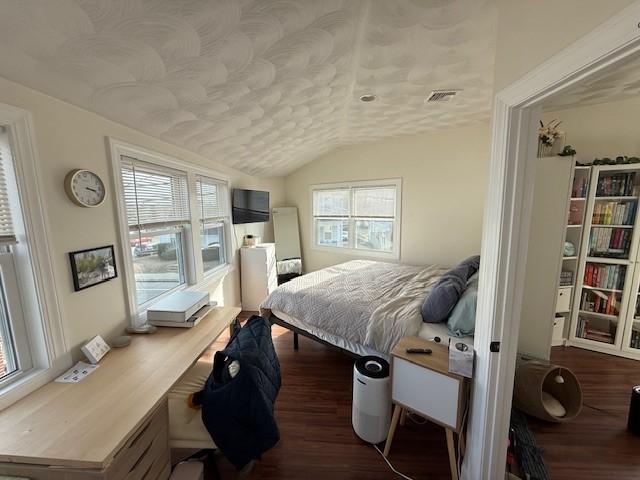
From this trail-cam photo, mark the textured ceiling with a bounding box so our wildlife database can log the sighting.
[0,0,496,176]
[544,53,640,111]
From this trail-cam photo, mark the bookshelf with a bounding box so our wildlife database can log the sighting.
[555,165,591,346]
[569,164,640,360]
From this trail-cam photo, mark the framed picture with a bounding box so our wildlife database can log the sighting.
[69,245,117,291]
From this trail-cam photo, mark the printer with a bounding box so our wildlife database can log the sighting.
[147,290,214,328]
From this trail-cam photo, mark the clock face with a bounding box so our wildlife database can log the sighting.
[67,170,106,207]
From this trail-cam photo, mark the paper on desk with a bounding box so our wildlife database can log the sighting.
[55,361,100,383]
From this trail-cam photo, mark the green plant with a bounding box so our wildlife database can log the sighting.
[558,145,576,157]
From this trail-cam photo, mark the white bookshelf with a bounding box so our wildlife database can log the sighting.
[554,165,592,346]
[568,164,640,360]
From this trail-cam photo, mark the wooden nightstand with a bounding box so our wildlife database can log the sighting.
[383,336,469,480]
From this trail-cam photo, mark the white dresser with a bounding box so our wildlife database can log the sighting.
[241,243,278,311]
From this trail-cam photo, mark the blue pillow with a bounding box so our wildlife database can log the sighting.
[447,274,478,337]
[420,256,480,323]
[421,263,468,323]
[459,255,480,278]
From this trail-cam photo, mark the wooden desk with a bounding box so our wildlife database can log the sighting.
[383,337,469,480]
[0,306,239,479]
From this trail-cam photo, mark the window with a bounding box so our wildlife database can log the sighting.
[121,158,190,307]
[197,176,227,275]
[0,107,67,408]
[0,127,36,388]
[311,179,401,259]
[112,141,231,320]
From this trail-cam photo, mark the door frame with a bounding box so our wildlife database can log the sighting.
[464,3,640,478]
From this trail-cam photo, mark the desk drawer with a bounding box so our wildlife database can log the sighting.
[392,358,461,430]
[108,400,170,480]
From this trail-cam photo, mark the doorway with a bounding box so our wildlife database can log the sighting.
[464,6,640,478]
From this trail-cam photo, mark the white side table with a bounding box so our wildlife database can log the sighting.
[384,336,469,480]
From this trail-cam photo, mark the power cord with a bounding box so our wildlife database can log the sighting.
[373,444,415,480]
[405,411,427,425]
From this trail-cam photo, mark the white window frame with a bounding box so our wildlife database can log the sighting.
[0,104,70,410]
[197,175,230,276]
[310,178,402,260]
[109,139,232,326]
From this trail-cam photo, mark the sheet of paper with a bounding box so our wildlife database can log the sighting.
[55,361,100,383]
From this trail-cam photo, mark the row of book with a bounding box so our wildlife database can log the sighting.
[583,264,626,290]
[588,227,632,258]
[595,172,638,197]
[560,270,574,287]
[592,200,636,226]
[572,176,589,198]
[580,290,620,316]
[576,317,615,344]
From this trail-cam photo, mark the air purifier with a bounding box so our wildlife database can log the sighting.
[352,356,391,444]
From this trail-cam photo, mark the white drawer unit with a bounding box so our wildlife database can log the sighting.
[241,243,278,311]
[384,336,468,480]
[392,357,459,429]
[556,286,572,313]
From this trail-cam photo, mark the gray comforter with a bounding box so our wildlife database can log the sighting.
[261,260,448,354]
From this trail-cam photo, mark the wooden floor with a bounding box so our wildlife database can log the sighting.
[528,346,640,480]
[195,313,454,480]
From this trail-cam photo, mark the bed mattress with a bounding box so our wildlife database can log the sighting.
[272,309,474,358]
[262,260,450,355]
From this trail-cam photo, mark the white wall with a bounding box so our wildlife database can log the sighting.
[543,96,640,162]
[284,123,490,272]
[494,0,635,91]
[0,75,285,357]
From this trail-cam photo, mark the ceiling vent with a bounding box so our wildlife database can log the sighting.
[426,90,461,102]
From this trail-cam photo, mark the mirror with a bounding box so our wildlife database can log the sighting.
[272,207,302,283]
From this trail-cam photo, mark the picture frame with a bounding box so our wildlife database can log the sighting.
[69,245,117,292]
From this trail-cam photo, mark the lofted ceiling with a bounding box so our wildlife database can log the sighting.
[544,52,640,112]
[0,0,496,177]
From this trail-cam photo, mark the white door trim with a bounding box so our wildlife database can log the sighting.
[464,3,640,478]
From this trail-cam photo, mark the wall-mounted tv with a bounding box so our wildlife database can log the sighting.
[232,189,270,224]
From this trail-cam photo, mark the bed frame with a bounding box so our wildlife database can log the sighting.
[268,314,361,359]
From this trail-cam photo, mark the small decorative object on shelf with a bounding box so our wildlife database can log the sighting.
[537,119,564,157]
[563,241,576,257]
[558,145,577,157]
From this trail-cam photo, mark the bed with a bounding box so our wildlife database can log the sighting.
[260,260,474,358]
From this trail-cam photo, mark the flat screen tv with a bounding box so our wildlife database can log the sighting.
[232,189,270,224]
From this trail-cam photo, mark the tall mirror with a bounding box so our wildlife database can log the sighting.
[272,207,302,284]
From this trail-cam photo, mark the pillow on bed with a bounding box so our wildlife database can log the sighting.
[459,255,480,278]
[447,274,479,337]
[420,255,480,323]
[421,263,468,323]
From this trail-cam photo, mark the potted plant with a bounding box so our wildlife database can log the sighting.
[538,119,564,157]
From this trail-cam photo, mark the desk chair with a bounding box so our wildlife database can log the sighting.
[168,358,217,450]
[168,358,255,479]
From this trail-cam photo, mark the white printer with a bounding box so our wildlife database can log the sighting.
[147,290,214,328]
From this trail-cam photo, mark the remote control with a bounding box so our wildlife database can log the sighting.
[406,348,432,354]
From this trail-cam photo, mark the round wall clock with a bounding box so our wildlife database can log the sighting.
[64,169,106,207]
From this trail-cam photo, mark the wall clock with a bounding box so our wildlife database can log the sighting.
[64,169,106,207]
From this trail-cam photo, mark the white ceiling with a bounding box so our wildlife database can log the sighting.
[544,53,640,111]
[0,0,496,176]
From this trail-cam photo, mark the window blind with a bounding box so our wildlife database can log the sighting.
[312,189,350,217]
[0,130,16,244]
[353,186,396,218]
[120,156,190,232]
[196,175,225,224]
